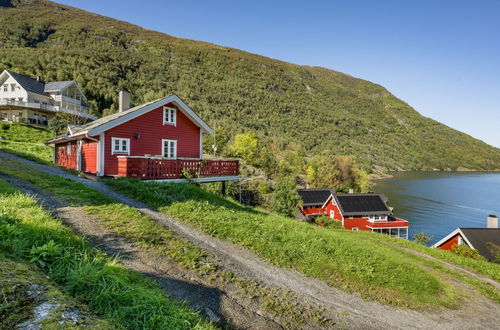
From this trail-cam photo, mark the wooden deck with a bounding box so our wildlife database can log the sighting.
[117,156,239,180]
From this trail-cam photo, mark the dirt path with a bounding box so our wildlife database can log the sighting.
[2,151,500,329]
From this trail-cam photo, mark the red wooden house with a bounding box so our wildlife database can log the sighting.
[297,189,409,239]
[47,94,239,181]
[432,215,499,263]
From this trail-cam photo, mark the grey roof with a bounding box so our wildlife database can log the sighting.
[5,70,46,95]
[69,99,160,136]
[297,189,333,206]
[44,81,75,92]
[460,228,500,263]
[333,194,391,216]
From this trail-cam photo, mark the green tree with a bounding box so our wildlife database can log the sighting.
[270,176,300,217]
[413,232,434,245]
[229,132,259,163]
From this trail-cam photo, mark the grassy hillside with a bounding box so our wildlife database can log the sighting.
[0,0,499,171]
[0,177,214,329]
[0,123,53,164]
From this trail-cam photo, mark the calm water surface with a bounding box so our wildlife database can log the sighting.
[375,172,500,244]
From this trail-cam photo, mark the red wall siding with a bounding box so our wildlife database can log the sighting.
[55,142,77,170]
[104,103,201,176]
[82,140,98,174]
[301,205,325,217]
[323,199,343,221]
[438,234,462,250]
[343,217,372,231]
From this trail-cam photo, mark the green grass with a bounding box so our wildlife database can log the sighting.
[107,179,468,309]
[0,123,54,165]
[0,157,109,206]
[0,179,215,329]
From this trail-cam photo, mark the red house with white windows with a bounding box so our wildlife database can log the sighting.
[297,189,409,239]
[47,94,238,181]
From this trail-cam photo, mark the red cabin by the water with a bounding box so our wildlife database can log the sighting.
[47,94,239,181]
[297,189,409,239]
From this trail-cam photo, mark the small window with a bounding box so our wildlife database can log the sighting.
[66,142,72,155]
[162,139,177,159]
[18,97,23,101]
[458,236,463,245]
[2,84,7,92]
[330,210,334,218]
[111,137,130,155]
[10,84,16,91]
[163,106,176,125]
[352,228,359,231]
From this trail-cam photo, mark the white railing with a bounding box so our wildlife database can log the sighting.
[0,99,96,120]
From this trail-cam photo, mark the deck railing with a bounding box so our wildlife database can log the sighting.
[117,156,239,180]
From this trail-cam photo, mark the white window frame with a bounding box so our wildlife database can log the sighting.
[458,236,464,245]
[2,84,7,92]
[330,210,335,218]
[163,106,176,126]
[111,137,130,155]
[10,83,15,92]
[352,228,359,231]
[162,139,177,159]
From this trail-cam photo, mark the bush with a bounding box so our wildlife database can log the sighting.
[413,232,434,245]
[314,216,343,229]
[451,244,484,260]
[1,123,10,130]
[270,176,300,217]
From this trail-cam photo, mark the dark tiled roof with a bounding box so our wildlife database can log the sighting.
[461,228,500,263]
[70,99,160,135]
[334,194,391,216]
[297,189,332,206]
[6,70,46,95]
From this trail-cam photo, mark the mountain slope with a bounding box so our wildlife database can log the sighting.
[0,0,499,171]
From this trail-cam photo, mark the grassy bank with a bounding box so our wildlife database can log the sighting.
[0,123,53,164]
[107,179,463,308]
[0,178,214,329]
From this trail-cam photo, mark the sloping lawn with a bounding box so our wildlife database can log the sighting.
[0,179,215,329]
[0,123,53,164]
[107,179,468,309]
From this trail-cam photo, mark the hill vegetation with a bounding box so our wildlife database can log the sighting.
[0,0,499,179]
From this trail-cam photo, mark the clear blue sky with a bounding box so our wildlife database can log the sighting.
[58,0,500,148]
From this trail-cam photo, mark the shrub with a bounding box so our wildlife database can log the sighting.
[451,244,484,260]
[270,176,300,217]
[413,232,434,245]
[1,123,10,130]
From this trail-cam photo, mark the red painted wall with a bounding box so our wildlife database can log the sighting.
[82,140,98,174]
[103,103,201,176]
[343,217,371,231]
[323,198,343,221]
[55,142,77,170]
[437,234,462,250]
[301,206,325,217]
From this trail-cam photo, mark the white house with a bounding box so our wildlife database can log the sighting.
[0,70,96,125]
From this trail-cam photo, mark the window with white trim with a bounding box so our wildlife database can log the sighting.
[10,84,16,91]
[111,137,130,155]
[457,236,464,245]
[330,210,335,218]
[2,84,7,92]
[162,139,177,159]
[163,106,176,125]
[352,228,359,231]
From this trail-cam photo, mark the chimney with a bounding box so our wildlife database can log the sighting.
[348,188,354,194]
[118,90,131,112]
[487,215,498,229]
[36,76,40,81]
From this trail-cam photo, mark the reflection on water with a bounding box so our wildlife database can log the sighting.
[375,172,500,244]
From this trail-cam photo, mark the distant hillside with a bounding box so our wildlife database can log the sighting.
[0,0,499,171]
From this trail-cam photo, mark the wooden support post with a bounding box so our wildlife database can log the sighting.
[221,181,226,196]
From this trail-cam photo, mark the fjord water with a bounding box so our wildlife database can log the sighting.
[375,172,500,245]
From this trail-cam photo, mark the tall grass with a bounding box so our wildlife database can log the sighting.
[0,179,215,329]
[0,123,53,164]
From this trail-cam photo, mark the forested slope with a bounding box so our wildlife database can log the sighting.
[0,0,499,171]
